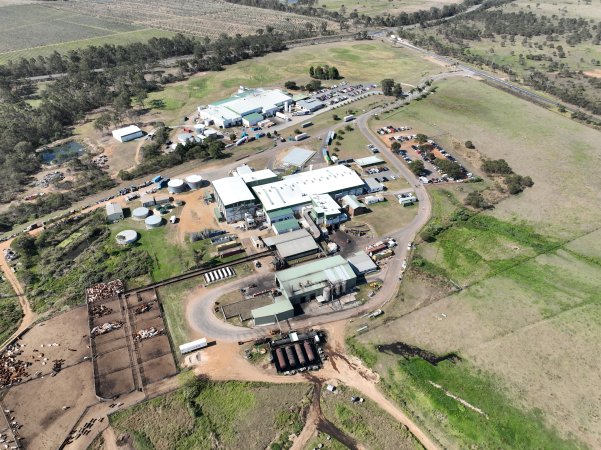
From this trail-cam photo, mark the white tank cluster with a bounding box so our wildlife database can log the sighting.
[203,266,235,285]
[115,230,138,245]
[167,178,185,194]
[145,214,163,229]
[185,174,203,190]
[132,206,150,220]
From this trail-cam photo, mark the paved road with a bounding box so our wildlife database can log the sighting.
[187,108,432,340]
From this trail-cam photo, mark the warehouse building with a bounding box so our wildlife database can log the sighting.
[341,194,367,216]
[364,177,384,193]
[252,298,295,326]
[272,218,301,235]
[266,207,294,226]
[296,98,325,113]
[112,125,143,143]
[198,87,293,128]
[275,255,357,304]
[239,168,279,188]
[355,156,384,167]
[105,203,124,223]
[347,251,378,275]
[282,147,316,168]
[263,229,320,262]
[252,165,365,216]
[213,176,259,223]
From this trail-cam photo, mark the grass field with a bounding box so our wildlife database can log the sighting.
[0,4,173,64]
[0,280,21,345]
[157,279,199,352]
[352,77,601,448]
[144,41,443,124]
[320,384,421,450]
[354,199,417,236]
[317,0,462,15]
[110,379,312,450]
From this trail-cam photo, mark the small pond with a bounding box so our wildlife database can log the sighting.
[41,141,85,164]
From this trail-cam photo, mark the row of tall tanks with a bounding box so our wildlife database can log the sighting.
[167,174,203,194]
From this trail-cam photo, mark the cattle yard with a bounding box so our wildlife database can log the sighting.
[87,281,178,400]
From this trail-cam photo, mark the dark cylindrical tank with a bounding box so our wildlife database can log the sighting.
[294,343,306,366]
[285,346,297,368]
[275,348,287,371]
[303,341,316,362]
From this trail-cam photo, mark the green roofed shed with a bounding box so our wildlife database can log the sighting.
[272,218,300,235]
[252,299,295,326]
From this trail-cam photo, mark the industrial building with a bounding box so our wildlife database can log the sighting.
[265,207,294,226]
[105,203,124,223]
[112,125,143,142]
[197,87,293,128]
[263,229,320,261]
[212,176,259,223]
[272,218,301,235]
[275,255,357,304]
[341,194,367,216]
[238,168,279,188]
[252,298,295,326]
[282,147,315,167]
[252,165,365,215]
[347,251,378,275]
[355,156,384,167]
[296,98,325,112]
[364,177,385,193]
[308,194,346,226]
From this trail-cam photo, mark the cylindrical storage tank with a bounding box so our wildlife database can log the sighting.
[285,346,297,368]
[132,206,149,220]
[275,348,287,371]
[144,215,163,229]
[185,174,203,190]
[294,343,306,366]
[303,341,315,363]
[323,286,331,302]
[167,178,185,194]
[115,230,138,245]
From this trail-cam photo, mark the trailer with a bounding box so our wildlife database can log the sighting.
[302,121,313,128]
[235,136,248,146]
[179,338,207,354]
[343,114,355,122]
[294,133,308,141]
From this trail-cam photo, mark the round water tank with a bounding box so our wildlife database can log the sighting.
[144,214,163,229]
[167,178,185,194]
[185,174,203,190]
[132,206,149,220]
[115,230,138,245]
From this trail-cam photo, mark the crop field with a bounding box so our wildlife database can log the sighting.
[0,4,173,64]
[145,41,442,123]
[317,0,462,15]
[353,77,601,448]
[53,0,336,40]
[110,379,312,450]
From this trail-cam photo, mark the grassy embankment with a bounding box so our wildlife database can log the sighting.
[349,77,601,448]
[0,281,22,344]
[110,377,312,450]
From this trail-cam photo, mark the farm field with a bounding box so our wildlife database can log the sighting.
[353,77,601,448]
[0,3,173,64]
[52,0,336,40]
[144,41,443,124]
[110,378,312,450]
[320,384,421,450]
[317,0,462,15]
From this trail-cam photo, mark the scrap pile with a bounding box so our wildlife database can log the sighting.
[134,303,152,315]
[91,304,113,318]
[0,343,31,388]
[86,280,124,303]
[135,327,163,341]
[91,322,123,337]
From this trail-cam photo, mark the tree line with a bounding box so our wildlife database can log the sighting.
[309,65,340,80]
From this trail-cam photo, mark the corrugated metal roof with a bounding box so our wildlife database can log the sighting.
[276,235,319,259]
[212,176,256,206]
[105,202,122,216]
[282,147,315,167]
[266,207,294,220]
[252,298,294,318]
[242,112,264,122]
[355,156,384,167]
[341,195,363,210]
[240,169,278,184]
[347,251,378,274]
[273,218,300,234]
[263,228,311,246]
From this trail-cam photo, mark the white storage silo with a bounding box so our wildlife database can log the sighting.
[167,178,185,194]
[185,174,203,190]
[115,230,138,245]
[132,206,150,220]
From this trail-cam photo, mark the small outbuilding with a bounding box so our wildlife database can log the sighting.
[112,125,143,143]
[272,218,301,235]
[341,194,367,216]
[252,299,295,326]
[105,203,123,223]
[347,251,378,275]
[140,194,155,207]
[364,177,384,193]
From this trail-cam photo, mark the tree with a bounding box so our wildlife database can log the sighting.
[481,159,513,175]
[465,140,475,149]
[415,133,428,144]
[208,141,225,159]
[332,114,340,120]
[306,79,322,91]
[381,78,395,96]
[284,80,298,90]
[314,66,324,79]
[465,191,489,209]
[329,66,340,80]
[391,142,401,152]
[133,88,148,108]
[409,159,425,176]
[12,234,37,258]
[229,133,237,141]
[309,66,315,78]
[436,158,463,179]
[392,83,403,98]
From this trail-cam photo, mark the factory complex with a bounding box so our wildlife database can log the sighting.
[198,87,293,128]
[213,165,366,224]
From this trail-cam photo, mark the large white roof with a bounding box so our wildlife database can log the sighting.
[253,165,364,211]
[240,169,277,184]
[213,176,256,206]
[225,89,292,115]
[199,104,240,122]
[112,125,141,138]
